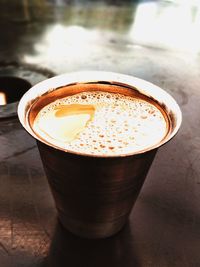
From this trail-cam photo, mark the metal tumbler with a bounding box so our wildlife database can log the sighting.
[18,71,182,238]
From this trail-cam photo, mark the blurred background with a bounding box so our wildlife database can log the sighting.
[1,0,200,72]
[0,1,200,267]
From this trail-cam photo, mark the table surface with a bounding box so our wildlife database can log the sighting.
[0,1,200,266]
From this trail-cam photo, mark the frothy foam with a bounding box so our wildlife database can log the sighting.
[32,91,168,155]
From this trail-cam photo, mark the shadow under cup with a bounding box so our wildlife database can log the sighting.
[18,71,182,239]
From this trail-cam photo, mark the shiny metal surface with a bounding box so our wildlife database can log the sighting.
[0,0,200,265]
[38,141,157,238]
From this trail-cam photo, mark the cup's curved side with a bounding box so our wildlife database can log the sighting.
[37,140,157,238]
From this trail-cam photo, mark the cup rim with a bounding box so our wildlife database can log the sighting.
[18,71,182,158]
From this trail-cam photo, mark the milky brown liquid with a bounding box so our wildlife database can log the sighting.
[32,90,168,156]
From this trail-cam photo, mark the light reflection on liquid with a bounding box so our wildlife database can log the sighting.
[0,92,6,105]
[129,1,200,52]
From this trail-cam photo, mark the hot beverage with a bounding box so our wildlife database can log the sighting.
[30,84,169,156]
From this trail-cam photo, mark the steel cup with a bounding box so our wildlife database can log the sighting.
[18,71,182,238]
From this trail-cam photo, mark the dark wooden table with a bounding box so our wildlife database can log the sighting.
[0,1,200,266]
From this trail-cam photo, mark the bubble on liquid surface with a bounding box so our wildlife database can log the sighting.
[33,91,168,156]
